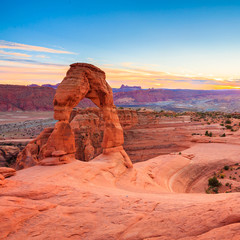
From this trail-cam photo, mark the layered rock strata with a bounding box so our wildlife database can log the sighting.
[16,63,133,168]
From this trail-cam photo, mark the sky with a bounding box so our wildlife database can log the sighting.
[1,0,240,89]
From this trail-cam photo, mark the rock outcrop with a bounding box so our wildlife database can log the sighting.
[0,145,20,167]
[70,108,138,162]
[15,128,54,169]
[53,63,125,149]
[16,63,133,168]
[0,167,16,178]
[1,143,240,239]
[15,108,138,169]
[0,173,5,185]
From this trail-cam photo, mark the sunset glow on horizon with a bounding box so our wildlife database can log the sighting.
[1,1,240,90]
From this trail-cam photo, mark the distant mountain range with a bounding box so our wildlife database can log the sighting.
[112,84,142,92]
[1,84,240,112]
[28,83,60,89]
[28,83,142,92]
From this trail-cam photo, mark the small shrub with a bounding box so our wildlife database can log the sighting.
[224,165,229,170]
[220,133,226,137]
[212,187,219,193]
[225,125,232,130]
[205,131,213,137]
[225,119,231,124]
[208,176,222,187]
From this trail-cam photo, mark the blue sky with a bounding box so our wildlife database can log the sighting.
[1,0,240,89]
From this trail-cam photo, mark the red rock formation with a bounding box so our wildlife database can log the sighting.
[15,128,54,169]
[0,84,93,111]
[1,143,240,239]
[17,63,133,168]
[39,121,75,160]
[0,173,5,185]
[0,167,16,178]
[70,107,138,161]
[53,63,125,149]
[0,145,20,167]
[15,107,138,169]
[46,63,132,167]
[0,84,55,111]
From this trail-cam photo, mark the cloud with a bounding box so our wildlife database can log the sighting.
[0,64,68,85]
[0,40,75,54]
[0,56,66,67]
[0,50,31,58]
[35,55,50,59]
[1,57,240,90]
[101,65,240,89]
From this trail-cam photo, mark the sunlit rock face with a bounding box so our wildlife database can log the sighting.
[16,63,133,168]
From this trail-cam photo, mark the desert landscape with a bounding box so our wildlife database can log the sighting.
[1,1,240,239]
[0,63,240,240]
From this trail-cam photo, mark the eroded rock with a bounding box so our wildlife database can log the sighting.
[0,145,20,167]
[15,128,54,169]
[0,173,5,186]
[17,63,133,168]
[0,167,16,178]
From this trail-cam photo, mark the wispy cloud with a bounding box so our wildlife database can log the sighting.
[0,40,75,54]
[0,56,66,67]
[0,64,68,85]
[1,55,240,90]
[0,50,31,58]
[102,65,240,90]
[35,55,50,59]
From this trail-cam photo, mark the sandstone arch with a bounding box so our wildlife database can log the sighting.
[41,63,133,168]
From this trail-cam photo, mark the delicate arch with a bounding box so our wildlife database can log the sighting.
[53,63,124,149]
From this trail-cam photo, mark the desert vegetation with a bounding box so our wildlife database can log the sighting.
[206,163,240,194]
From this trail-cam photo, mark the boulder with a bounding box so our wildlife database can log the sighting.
[0,167,16,178]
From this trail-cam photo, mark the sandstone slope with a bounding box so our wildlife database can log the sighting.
[1,143,240,240]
